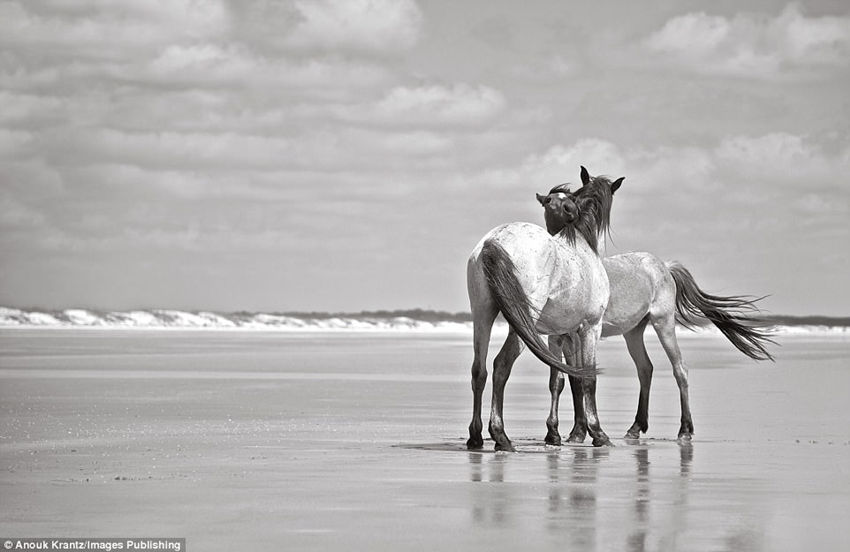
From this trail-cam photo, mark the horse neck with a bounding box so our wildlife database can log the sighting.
[555,226,601,257]
[580,230,601,255]
[576,183,612,253]
[556,223,602,255]
[577,232,602,257]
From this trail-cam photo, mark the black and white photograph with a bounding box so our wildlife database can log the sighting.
[1,1,848,550]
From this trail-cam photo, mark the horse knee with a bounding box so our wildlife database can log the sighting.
[672,364,689,387]
[470,362,487,389]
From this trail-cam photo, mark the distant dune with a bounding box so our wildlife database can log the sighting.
[0,306,471,332]
[0,307,847,334]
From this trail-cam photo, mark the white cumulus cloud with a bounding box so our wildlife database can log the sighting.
[364,84,507,127]
[646,3,850,77]
[0,0,229,58]
[468,133,848,204]
[286,0,423,54]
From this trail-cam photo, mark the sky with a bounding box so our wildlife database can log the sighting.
[1,0,849,316]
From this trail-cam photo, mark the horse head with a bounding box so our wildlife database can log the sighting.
[538,166,625,252]
[537,183,579,236]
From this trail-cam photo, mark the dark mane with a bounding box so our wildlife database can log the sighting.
[548,183,572,194]
[557,176,615,253]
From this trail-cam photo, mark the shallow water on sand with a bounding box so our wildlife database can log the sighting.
[1,329,848,551]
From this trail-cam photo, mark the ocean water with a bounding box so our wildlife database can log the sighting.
[1,329,848,551]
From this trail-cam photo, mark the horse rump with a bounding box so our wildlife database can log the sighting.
[480,240,596,377]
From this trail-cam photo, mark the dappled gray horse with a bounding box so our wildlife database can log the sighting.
[466,167,623,450]
[538,170,774,443]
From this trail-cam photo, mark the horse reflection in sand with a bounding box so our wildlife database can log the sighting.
[467,442,695,550]
[539,171,774,442]
[466,167,624,450]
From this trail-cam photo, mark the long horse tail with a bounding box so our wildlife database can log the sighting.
[666,261,775,361]
[480,240,595,378]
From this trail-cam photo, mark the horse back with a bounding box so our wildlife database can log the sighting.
[602,252,674,335]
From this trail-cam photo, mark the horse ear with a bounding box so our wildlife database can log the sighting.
[536,193,547,205]
[580,166,591,185]
[611,177,624,194]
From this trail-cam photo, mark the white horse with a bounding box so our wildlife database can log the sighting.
[538,178,774,444]
[466,167,623,450]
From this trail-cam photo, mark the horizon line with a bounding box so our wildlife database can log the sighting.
[1,305,848,324]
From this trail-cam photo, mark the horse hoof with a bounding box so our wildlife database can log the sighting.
[466,437,484,450]
[494,442,516,453]
[592,436,614,447]
[677,433,693,443]
[544,433,562,447]
[624,431,640,441]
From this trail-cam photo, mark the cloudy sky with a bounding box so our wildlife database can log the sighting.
[1,0,848,315]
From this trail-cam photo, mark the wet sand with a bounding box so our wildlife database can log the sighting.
[1,329,848,551]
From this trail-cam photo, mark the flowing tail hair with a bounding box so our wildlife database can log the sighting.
[480,240,597,378]
[666,261,776,361]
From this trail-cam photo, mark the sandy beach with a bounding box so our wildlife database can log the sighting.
[1,329,848,551]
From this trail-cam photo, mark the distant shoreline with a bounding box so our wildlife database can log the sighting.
[1,306,847,334]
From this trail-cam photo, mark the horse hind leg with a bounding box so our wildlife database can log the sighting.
[488,328,522,452]
[624,318,653,439]
[575,326,612,447]
[652,313,694,440]
[545,335,566,446]
[559,335,588,443]
[467,295,498,450]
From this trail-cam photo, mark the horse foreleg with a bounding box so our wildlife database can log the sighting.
[624,318,653,439]
[467,306,497,450]
[652,314,694,440]
[577,327,612,447]
[488,328,522,452]
[545,335,566,446]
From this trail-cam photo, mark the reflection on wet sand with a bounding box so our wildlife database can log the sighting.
[468,442,694,549]
[628,446,650,552]
[556,447,608,547]
[468,452,511,526]
[627,443,693,551]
